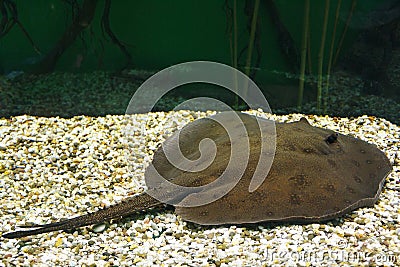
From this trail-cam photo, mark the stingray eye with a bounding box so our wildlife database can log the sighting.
[325,133,338,144]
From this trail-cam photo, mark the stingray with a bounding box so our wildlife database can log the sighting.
[2,112,392,239]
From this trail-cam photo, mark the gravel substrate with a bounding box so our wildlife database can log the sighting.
[0,110,399,266]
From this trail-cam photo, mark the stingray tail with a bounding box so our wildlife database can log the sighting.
[2,193,160,239]
[2,221,76,239]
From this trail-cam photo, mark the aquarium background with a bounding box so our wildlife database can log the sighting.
[0,0,399,124]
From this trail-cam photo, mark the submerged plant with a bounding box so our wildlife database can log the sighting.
[316,0,330,112]
[297,0,310,110]
[324,0,342,113]
[243,0,260,104]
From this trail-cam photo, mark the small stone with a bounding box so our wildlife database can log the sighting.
[217,244,227,250]
[93,223,108,233]
[135,227,147,233]
[54,237,63,248]
[174,233,185,239]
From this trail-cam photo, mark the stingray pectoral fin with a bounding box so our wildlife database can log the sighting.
[2,193,160,239]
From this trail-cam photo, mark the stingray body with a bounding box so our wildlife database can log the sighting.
[3,112,392,238]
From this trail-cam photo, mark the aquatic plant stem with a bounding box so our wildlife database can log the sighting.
[101,0,133,67]
[317,0,330,112]
[233,0,239,109]
[225,0,239,109]
[307,28,312,75]
[298,0,310,110]
[324,0,342,113]
[243,0,260,101]
[333,0,357,66]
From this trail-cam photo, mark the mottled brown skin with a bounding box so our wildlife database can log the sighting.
[3,113,392,239]
[175,116,392,224]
